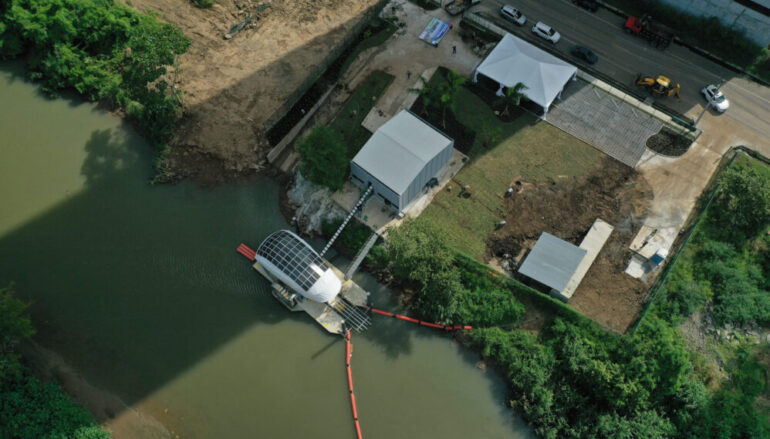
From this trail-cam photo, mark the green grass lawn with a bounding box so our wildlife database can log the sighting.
[337,18,398,79]
[420,84,603,259]
[329,70,394,159]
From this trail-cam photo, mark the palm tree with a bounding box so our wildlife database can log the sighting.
[409,70,467,128]
[409,75,441,117]
[437,70,467,128]
[495,82,528,117]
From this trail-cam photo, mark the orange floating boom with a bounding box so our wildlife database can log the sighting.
[395,315,420,323]
[372,309,394,317]
[360,306,473,331]
[350,393,358,419]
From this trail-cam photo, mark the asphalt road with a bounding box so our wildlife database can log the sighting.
[472,0,770,143]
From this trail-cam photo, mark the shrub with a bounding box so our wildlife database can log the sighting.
[296,126,349,191]
[716,164,770,235]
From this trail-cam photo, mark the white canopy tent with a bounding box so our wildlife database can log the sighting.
[473,33,577,118]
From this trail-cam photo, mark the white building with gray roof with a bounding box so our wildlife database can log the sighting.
[350,110,454,212]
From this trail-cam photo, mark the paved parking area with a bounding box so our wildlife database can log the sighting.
[547,79,662,167]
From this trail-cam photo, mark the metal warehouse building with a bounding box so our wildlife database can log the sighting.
[350,110,454,212]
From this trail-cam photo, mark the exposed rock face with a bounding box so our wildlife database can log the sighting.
[287,171,345,235]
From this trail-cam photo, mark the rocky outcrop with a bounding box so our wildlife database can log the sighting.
[287,171,346,235]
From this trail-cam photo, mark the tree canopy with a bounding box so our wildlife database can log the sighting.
[717,163,770,235]
[0,0,190,146]
[0,285,109,438]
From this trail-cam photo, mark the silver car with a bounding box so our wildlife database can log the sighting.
[701,84,729,112]
[532,21,560,44]
[500,5,527,26]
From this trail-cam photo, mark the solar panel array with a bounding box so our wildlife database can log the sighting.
[257,230,329,291]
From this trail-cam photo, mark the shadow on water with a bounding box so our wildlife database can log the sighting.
[0,125,292,404]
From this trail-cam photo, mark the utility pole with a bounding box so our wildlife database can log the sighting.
[695,78,725,127]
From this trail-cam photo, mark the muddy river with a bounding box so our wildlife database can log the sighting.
[0,62,533,439]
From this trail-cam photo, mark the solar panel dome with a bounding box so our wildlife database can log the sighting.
[255,230,341,302]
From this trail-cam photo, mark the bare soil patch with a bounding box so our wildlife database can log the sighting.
[121,0,380,183]
[646,127,694,157]
[487,156,653,332]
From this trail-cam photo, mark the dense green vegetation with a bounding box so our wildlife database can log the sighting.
[653,156,770,327]
[603,0,769,80]
[0,285,109,438]
[0,0,190,147]
[296,126,349,191]
[385,219,525,326]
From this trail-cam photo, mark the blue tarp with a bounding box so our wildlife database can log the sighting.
[419,18,450,46]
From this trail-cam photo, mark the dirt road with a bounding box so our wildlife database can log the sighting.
[122,0,379,183]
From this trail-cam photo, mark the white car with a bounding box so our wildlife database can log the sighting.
[531,22,560,44]
[500,5,527,26]
[701,84,729,112]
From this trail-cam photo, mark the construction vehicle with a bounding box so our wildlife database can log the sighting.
[635,74,681,98]
[624,14,674,49]
[445,0,480,16]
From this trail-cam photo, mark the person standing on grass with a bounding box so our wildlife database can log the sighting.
[452,45,457,54]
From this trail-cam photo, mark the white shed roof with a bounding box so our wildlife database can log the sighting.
[475,33,577,109]
[352,110,452,195]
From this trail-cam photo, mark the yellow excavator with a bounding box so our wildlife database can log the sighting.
[635,74,681,98]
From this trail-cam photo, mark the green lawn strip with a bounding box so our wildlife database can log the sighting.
[329,70,395,158]
[337,19,398,79]
[420,192,498,260]
[420,84,602,258]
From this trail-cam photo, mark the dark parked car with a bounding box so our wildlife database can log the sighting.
[571,46,598,64]
[572,0,599,12]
